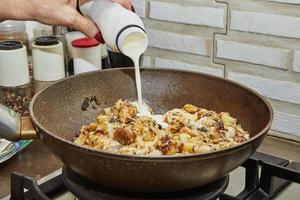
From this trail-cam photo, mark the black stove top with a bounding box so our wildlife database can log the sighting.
[9,152,300,200]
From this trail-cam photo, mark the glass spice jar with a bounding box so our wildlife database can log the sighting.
[0,40,31,117]
[0,84,32,117]
[0,20,29,50]
[0,21,30,75]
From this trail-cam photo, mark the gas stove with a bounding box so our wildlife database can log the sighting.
[3,152,300,200]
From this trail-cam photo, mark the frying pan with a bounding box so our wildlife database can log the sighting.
[0,68,273,192]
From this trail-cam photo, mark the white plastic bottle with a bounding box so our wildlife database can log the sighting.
[78,0,148,54]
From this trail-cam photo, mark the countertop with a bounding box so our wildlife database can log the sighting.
[0,134,299,198]
[0,140,62,198]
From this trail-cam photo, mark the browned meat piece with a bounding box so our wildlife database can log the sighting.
[156,136,177,155]
[114,128,137,145]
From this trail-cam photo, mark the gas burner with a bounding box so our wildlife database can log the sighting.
[62,166,229,200]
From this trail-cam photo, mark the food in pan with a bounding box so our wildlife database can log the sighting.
[74,100,249,156]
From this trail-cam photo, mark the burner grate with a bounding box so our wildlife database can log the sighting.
[10,173,65,200]
[220,152,300,200]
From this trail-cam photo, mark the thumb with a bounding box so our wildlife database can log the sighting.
[68,12,104,43]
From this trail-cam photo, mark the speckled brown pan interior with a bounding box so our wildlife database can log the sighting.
[29,68,273,192]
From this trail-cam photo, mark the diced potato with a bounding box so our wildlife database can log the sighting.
[143,132,155,141]
[194,144,212,153]
[183,104,199,114]
[88,123,97,132]
[97,115,110,124]
[182,143,194,153]
[189,137,200,143]
[165,148,177,155]
[220,112,236,128]
[179,133,191,143]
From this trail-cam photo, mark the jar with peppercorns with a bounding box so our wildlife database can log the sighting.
[0,41,32,117]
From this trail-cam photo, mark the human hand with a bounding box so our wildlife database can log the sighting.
[4,0,132,42]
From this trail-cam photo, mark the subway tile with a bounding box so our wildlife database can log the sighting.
[148,29,210,56]
[154,57,223,77]
[149,1,225,28]
[230,10,300,39]
[228,71,300,105]
[217,40,289,69]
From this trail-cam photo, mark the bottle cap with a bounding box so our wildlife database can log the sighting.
[34,36,59,46]
[0,41,23,50]
[71,37,100,48]
[65,31,85,58]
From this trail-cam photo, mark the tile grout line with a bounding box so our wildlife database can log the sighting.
[212,0,229,79]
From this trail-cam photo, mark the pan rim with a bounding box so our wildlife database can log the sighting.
[29,67,273,161]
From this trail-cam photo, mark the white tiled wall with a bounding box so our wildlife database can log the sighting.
[147,29,211,56]
[230,10,300,39]
[227,71,300,105]
[149,1,225,28]
[132,0,300,139]
[153,57,224,77]
[216,40,290,69]
[132,0,146,17]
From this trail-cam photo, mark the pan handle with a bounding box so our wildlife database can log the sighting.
[0,104,38,141]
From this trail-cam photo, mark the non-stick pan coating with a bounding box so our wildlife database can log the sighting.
[29,68,272,192]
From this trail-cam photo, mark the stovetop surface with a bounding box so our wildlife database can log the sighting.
[2,152,300,200]
[1,135,299,199]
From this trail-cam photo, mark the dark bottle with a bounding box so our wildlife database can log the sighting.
[101,44,111,69]
[108,49,145,68]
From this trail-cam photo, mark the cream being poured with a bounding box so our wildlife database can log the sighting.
[119,31,149,115]
[119,31,167,127]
